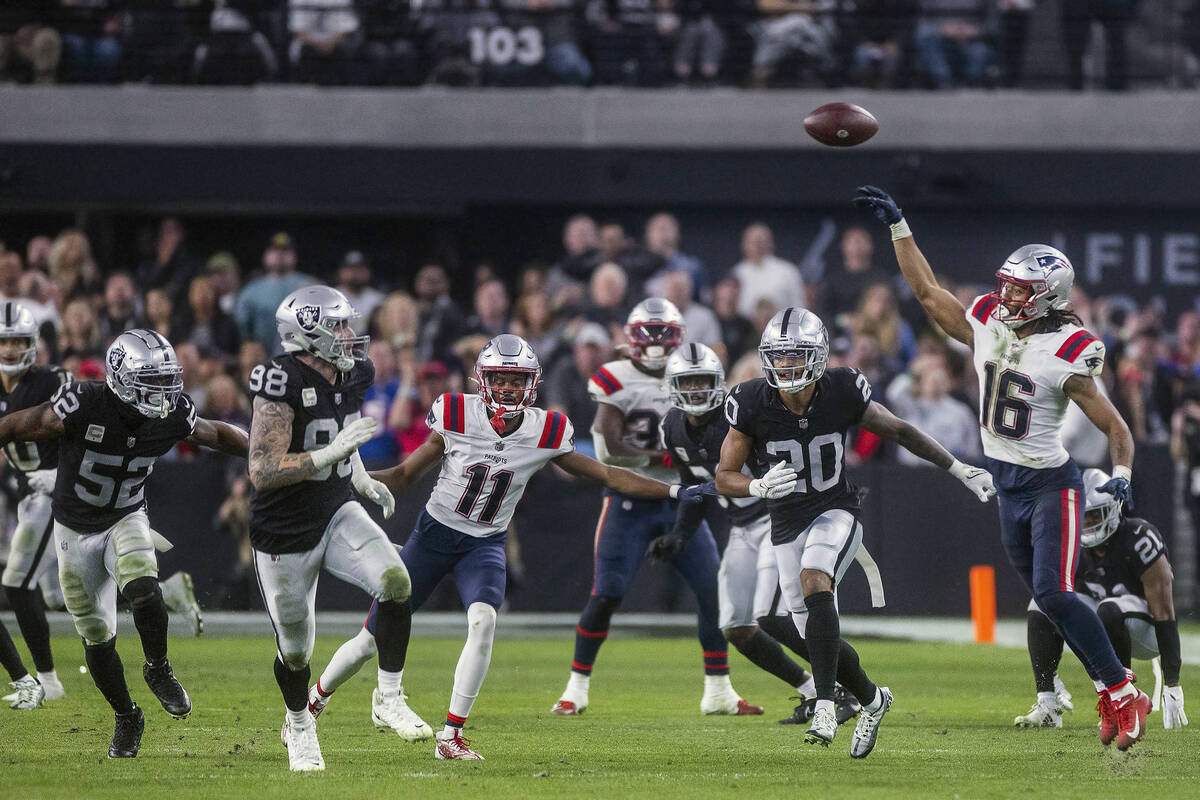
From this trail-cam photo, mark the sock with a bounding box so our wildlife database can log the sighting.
[834,639,877,707]
[704,674,733,694]
[378,668,401,695]
[274,656,311,713]
[123,577,169,664]
[449,603,496,722]
[372,599,412,673]
[0,622,30,682]
[703,650,729,676]
[37,669,59,685]
[1108,680,1136,702]
[758,614,811,661]
[862,688,883,714]
[803,591,840,702]
[84,638,134,714]
[1037,691,1057,709]
[1093,680,1106,693]
[1027,610,1065,694]
[565,670,589,698]
[730,628,809,688]
[319,627,377,695]
[442,712,467,737]
[5,586,54,673]
[797,675,816,698]
[287,707,310,729]
[572,595,619,674]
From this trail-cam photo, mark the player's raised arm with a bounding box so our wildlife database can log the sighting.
[858,400,996,502]
[187,417,250,458]
[248,396,376,491]
[1063,374,1135,503]
[0,401,64,447]
[371,430,445,492]
[552,449,709,502]
[853,186,973,347]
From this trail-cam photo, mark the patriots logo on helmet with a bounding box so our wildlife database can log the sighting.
[107,345,126,373]
[1036,255,1068,273]
[295,304,321,331]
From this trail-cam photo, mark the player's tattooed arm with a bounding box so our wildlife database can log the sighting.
[552,450,672,499]
[371,431,445,491]
[591,403,662,466]
[859,400,954,469]
[248,397,318,490]
[715,426,755,497]
[188,417,250,458]
[892,238,974,348]
[0,401,65,447]
[1064,374,1134,472]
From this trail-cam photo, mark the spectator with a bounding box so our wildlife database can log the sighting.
[122,2,207,84]
[712,276,755,365]
[193,0,280,85]
[48,228,100,304]
[359,339,402,469]
[1169,382,1200,580]
[416,0,500,86]
[137,217,203,308]
[731,222,804,319]
[202,372,252,430]
[59,298,102,362]
[585,0,667,87]
[144,287,175,342]
[511,290,566,369]
[25,236,52,274]
[176,274,241,357]
[98,271,142,345]
[358,0,424,86]
[288,0,364,85]
[235,232,313,355]
[749,0,836,88]
[542,322,612,451]
[893,363,980,466]
[664,271,721,348]
[849,282,917,372]
[845,0,918,88]
[585,261,629,331]
[672,0,725,84]
[413,264,463,365]
[336,250,384,321]
[546,214,603,311]
[206,251,241,316]
[237,339,267,394]
[1061,0,1137,91]
[495,0,593,87]
[598,221,664,294]
[0,2,60,83]
[174,342,214,411]
[391,360,449,456]
[1114,326,1172,443]
[995,0,1033,88]
[820,225,891,322]
[51,0,122,84]
[16,270,62,335]
[465,279,511,339]
[0,250,23,299]
[913,0,993,89]
[372,289,420,351]
[643,212,708,299]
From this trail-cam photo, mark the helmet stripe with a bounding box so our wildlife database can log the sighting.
[779,307,793,335]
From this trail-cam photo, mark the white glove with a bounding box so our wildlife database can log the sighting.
[26,469,56,495]
[949,460,996,503]
[351,453,395,519]
[311,417,378,470]
[749,461,799,500]
[1163,685,1188,728]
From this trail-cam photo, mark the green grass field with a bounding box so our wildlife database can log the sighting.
[6,633,1199,799]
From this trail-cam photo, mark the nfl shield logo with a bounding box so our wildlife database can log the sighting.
[798,419,809,429]
[295,305,321,331]
[126,436,137,448]
[334,393,342,405]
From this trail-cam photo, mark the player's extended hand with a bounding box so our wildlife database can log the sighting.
[312,416,378,469]
[1163,685,1188,728]
[949,460,996,503]
[645,533,686,564]
[353,473,395,519]
[676,480,717,504]
[853,186,903,226]
[26,469,56,495]
[749,462,798,500]
[1097,476,1134,511]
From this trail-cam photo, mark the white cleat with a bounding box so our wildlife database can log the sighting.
[38,673,65,701]
[435,730,484,760]
[371,689,433,741]
[700,689,764,716]
[1014,701,1063,728]
[805,707,837,747]
[8,675,45,710]
[161,572,204,637]
[284,714,325,772]
[1053,675,1074,713]
[281,686,329,746]
[850,686,893,759]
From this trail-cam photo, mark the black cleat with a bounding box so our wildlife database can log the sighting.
[778,687,862,726]
[109,705,145,758]
[143,659,192,718]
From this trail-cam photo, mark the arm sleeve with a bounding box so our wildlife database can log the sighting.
[671,494,715,541]
[1154,619,1182,685]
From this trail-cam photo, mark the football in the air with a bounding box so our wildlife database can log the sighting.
[803,102,878,147]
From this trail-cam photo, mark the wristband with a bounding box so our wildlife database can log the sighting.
[668,484,680,500]
[890,218,912,241]
[1112,465,1132,482]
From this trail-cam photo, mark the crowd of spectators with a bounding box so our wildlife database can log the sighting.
[1,0,1195,90]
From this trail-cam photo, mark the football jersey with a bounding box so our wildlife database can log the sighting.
[588,358,674,483]
[424,393,574,537]
[660,405,765,527]
[50,381,197,534]
[725,369,871,545]
[967,295,1105,469]
[0,366,70,489]
[248,354,373,554]
[1076,517,1167,601]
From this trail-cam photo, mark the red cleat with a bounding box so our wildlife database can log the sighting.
[1096,693,1118,746]
[734,700,764,716]
[436,730,484,760]
[1115,689,1152,751]
[551,700,583,715]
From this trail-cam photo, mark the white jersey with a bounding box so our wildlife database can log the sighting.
[588,358,675,483]
[966,294,1105,469]
[425,393,574,537]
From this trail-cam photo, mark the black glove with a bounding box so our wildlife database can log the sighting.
[645,533,687,564]
[853,185,903,225]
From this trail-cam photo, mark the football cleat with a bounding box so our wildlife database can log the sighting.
[1115,689,1152,751]
[550,699,585,715]
[779,687,861,726]
[804,707,837,746]
[161,571,204,637]
[109,706,144,758]
[281,686,329,746]
[850,687,893,759]
[1014,701,1062,728]
[7,675,44,710]
[283,714,324,772]
[371,689,433,741]
[1054,675,1074,713]
[436,730,484,760]
[38,673,65,701]
[143,659,191,718]
[701,689,763,716]
[1097,692,1118,745]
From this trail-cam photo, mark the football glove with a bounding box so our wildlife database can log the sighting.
[1097,475,1134,511]
[674,480,717,505]
[311,416,377,470]
[26,469,56,495]
[749,462,799,500]
[949,460,996,503]
[645,533,687,564]
[350,453,395,519]
[1163,685,1188,729]
[853,185,903,226]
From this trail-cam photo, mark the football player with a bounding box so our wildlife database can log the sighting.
[0,301,70,703]
[0,328,248,757]
[855,185,1151,751]
[1015,468,1185,730]
[303,334,710,759]
[0,622,43,709]
[248,286,417,772]
[553,299,758,717]
[716,308,996,757]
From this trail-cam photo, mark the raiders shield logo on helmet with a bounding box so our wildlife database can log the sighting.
[107,345,126,373]
[295,305,321,331]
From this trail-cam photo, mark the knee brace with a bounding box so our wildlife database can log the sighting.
[122,576,161,608]
[378,563,412,603]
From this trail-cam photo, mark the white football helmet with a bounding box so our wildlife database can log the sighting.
[276,285,368,372]
[624,298,685,369]
[105,329,184,419]
[1081,468,1122,548]
[992,244,1075,328]
[475,333,541,419]
[759,307,828,394]
[666,342,725,415]
[0,301,38,375]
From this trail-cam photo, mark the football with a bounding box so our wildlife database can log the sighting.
[803,102,879,147]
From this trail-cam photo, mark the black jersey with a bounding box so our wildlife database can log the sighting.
[725,369,872,545]
[0,366,70,489]
[1076,517,1167,601]
[247,354,374,554]
[661,405,766,527]
[50,381,197,534]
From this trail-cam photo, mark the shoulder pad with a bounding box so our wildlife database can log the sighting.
[970,294,1000,324]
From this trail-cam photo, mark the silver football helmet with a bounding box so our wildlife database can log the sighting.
[276,285,368,372]
[759,307,828,394]
[624,298,685,370]
[0,301,38,375]
[666,342,725,415]
[1081,468,1122,548]
[475,333,541,418]
[992,244,1075,328]
[105,329,184,419]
